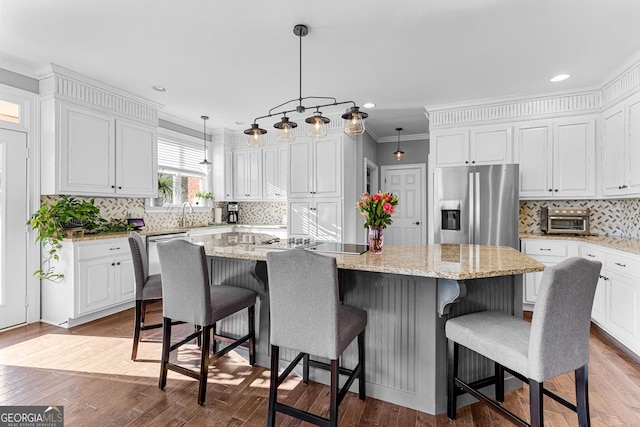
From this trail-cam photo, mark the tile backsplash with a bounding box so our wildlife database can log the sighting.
[520,199,640,238]
[40,196,288,229]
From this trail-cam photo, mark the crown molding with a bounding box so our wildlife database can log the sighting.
[0,55,38,78]
[600,49,640,109]
[37,63,163,126]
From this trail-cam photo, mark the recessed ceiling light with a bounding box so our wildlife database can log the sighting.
[550,74,570,83]
[363,102,376,109]
[152,85,167,92]
[235,121,246,125]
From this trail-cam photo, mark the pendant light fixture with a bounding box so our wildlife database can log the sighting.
[243,24,368,146]
[393,127,404,161]
[199,115,212,171]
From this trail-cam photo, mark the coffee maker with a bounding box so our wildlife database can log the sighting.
[227,202,239,224]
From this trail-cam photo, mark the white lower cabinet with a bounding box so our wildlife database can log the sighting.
[520,239,579,307]
[522,238,640,357]
[41,237,135,328]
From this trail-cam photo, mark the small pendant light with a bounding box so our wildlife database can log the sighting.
[393,127,404,161]
[199,115,212,172]
[244,123,267,147]
[342,106,369,135]
[274,115,298,143]
[305,109,329,139]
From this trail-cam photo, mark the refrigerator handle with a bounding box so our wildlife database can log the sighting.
[468,172,474,244]
[474,172,480,244]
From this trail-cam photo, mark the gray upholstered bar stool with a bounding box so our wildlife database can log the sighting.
[128,231,163,361]
[266,249,367,427]
[446,257,601,427]
[157,239,257,405]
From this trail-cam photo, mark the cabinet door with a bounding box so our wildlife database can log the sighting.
[114,255,135,303]
[277,145,289,199]
[246,149,262,199]
[288,199,312,237]
[470,127,512,165]
[263,146,286,199]
[59,103,115,195]
[627,98,640,194]
[516,124,552,199]
[78,258,115,315]
[553,119,595,198]
[602,107,626,196]
[433,132,469,167]
[314,199,342,242]
[289,141,313,198]
[313,137,341,198]
[224,149,233,200]
[115,120,157,197]
[606,269,640,348]
[233,151,247,199]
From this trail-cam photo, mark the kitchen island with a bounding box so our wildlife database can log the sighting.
[188,233,544,415]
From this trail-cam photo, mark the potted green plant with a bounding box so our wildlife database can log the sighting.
[195,191,214,207]
[27,196,107,281]
[151,173,173,207]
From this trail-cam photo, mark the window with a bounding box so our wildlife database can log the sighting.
[0,100,20,124]
[157,138,207,206]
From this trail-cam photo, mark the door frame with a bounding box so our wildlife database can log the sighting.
[0,83,40,325]
[380,163,427,245]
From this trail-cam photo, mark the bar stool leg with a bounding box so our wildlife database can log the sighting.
[131,300,143,360]
[447,339,459,419]
[529,379,544,427]
[248,305,255,366]
[575,364,590,427]
[329,359,339,427]
[495,362,505,402]
[159,317,172,389]
[358,330,366,400]
[267,345,279,427]
[198,325,211,405]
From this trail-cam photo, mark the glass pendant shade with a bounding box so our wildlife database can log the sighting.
[305,111,329,139]
[199,159,212,172]
[342,107,368,135]
[200,115,211,172]
[244,124,266,147]
[274,116,297,143]
[393,149,404,161]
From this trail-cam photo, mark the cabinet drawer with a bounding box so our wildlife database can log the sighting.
[77,239,129,260]
[606,252,640,278]
[580,245,607,263]
[523,240,574,257]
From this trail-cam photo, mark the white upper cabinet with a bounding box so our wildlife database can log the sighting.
[233,148,262,200]
[432,126,513,167]
[115,120,157,197]
[38,64,160,198]
[602,91,640,197]
[263,145,288,200]
[516,117,595,199]
[288,136,341,198]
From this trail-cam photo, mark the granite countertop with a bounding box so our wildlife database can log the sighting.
[520,233,640,256]
[62,223,284,242]
[190,233,544,280]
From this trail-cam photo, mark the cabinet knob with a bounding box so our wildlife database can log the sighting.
[548,189,553,192]
[413,221,420,225]
[111,185,115,189]
[118,186,122,190]
[117,262,120,265]
[554,189,558,192]
[111,262,115,266]
[471,161,475,164]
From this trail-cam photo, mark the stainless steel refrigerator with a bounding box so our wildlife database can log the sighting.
[433,164,519,249]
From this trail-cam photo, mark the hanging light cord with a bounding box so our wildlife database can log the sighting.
[251,24,358,125]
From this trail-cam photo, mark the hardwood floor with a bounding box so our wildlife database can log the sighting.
[1,305,639,426]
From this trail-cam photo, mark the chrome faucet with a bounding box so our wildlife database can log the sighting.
[180,202,194,227]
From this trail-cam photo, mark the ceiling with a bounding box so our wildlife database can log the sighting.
[1,0,640,141]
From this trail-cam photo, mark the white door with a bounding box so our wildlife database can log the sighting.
[381,164,425,246]
[0,129,28,329]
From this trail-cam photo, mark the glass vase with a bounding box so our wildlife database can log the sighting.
[368,225,384,254]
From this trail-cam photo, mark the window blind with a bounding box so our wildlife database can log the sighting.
[157,139,205,176]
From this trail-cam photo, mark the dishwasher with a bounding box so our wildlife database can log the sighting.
[146,232,188,275]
